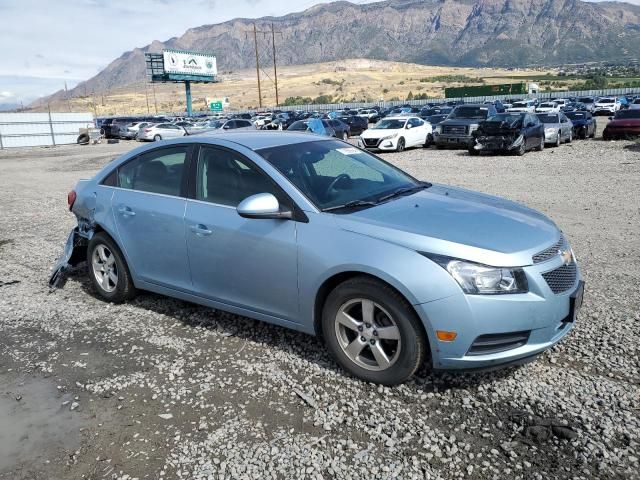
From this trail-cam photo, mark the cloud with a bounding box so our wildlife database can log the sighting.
[1,91,14,98]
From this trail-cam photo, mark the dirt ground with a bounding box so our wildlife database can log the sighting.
[0,130,638,480]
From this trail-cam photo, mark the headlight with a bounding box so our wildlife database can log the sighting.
[425,254,528,295]
[469,124,479,132]
[381,133,398,140]
[545,128,555,134]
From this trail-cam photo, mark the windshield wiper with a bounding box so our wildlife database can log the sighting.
[322,200,379,212]
[377,182,432,203]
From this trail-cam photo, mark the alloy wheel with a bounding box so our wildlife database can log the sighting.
[92,244,118,293]
[334,298,401,371]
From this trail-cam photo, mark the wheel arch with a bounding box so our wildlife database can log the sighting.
[312,270,429,349]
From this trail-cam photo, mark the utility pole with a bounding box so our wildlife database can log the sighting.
[253,22,263,108]
[271,23,279,106]
[151,82,158,114]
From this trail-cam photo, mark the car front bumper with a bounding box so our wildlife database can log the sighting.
[415,258,583,370]
[358,137,399,151]
[544,130,560,143]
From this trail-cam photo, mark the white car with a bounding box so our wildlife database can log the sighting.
[536,102,560,113]
[358,116,431,152]
[594,97,621,115]
[137,123,188,142]
[628,98,640,110]
[507,99,537,113]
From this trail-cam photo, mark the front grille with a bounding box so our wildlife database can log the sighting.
[442,125,468,135]
[467,331,531,356]
[363,138,380,147]
[532,234,567,264]
[542,262,578,294]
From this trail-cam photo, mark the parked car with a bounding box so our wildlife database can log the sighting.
[358,109,380,123]
[628,98,640,110]
[337,115,368,136]
[359,116,432,152]
[122,122,151,140]
[137,123,188,142]
[287,119,336,137]
[469,113,545,156]
[419,107,452,120]
[535,102,560,113]
[50,132,583,385]
[326,119,352,140]
[536,112,573,147]
[191,119,256,134]
[564,111,596,139]
[602,109,640,140]
[577,97,596,112]
[594,97,621,115]
[433,104,497,149]
[507,100,537,113]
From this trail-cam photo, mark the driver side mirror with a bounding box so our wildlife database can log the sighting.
[406,124,413,129]
[237,193,292,220]
[223,125,231,130]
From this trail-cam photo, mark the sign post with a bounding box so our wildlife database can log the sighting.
[185,81,192,117]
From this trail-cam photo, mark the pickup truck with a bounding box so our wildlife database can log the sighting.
[433,104,497,149]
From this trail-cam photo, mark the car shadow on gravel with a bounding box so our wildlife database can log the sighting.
[622,142,640,153]
[70,267,531,391]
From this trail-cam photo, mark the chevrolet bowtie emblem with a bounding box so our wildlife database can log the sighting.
[559,249,573,265]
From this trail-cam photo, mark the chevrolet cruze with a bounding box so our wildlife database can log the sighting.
[50,132,584,385]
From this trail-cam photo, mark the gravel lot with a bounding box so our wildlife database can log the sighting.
[0,133,638,480]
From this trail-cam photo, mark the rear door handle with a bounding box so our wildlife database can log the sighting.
[118,206,136,217]
[190,224,213,236]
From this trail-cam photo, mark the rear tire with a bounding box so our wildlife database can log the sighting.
[537,136,545,151]
[468,147,479,156]
[555,133,561,147]
[153,134,162,142]
[321,276,427,385]
[87,233,136,304]
[567,130,573,143]
[342,131,349,141]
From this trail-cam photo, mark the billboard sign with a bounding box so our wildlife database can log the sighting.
[162,49,217,77]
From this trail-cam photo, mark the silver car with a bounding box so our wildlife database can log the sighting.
[536,112,573,147]
[137,123,187,142]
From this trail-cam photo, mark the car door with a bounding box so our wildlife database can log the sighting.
[112,145,192,290]
[184,145,299,321]
[560,114,571,140]
[522,115,537,148]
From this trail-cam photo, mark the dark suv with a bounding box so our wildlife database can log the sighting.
[433,104,497,149]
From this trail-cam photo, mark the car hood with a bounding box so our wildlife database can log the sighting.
[334,184,559,267]
[607,118,640,127]
[361,128,402,138]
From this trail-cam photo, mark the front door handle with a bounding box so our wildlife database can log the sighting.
[118,206,136,217]
[190,224,213,236]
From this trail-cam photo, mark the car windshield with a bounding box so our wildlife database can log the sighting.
[449,106,489,119]
[578,97,594,103]
[426,115,447,123]
[614,110,640,119]
[539,103,555,108]
[373,119,406,129]
[511,102,528,108]
[257,140,420,211]
[536,114,559,123]
[206,121,224,129]
[599,98,614,104]
[565,112,587,120]
[288,121,309,131]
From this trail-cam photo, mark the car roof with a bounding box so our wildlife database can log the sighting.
[190,130,333,150]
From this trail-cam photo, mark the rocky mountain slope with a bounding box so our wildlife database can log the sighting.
[36,0,640,105]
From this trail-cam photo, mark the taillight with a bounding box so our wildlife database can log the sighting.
[67,190,77,211]
[144,128,152,133]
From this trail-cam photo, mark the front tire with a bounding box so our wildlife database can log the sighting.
[537,136,545,151]
[88,233,136,303]
[555,133,561,147]
[321,276,427,385]
[342,131,349,141]
[515,138,526,156]
[396,137,406,152]
[567,130,573,143]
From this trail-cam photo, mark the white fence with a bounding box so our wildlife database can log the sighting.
[0,112,95,149]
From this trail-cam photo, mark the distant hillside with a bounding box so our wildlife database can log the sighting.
[33,0,640,107]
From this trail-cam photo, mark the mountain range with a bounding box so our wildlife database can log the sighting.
[35,0,640,106]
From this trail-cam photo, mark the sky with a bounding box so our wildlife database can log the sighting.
[0,0,637,106]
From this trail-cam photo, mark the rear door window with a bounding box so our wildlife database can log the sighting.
[118,146,188,197]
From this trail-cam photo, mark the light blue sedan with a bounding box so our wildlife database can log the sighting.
[50,132,584,385]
